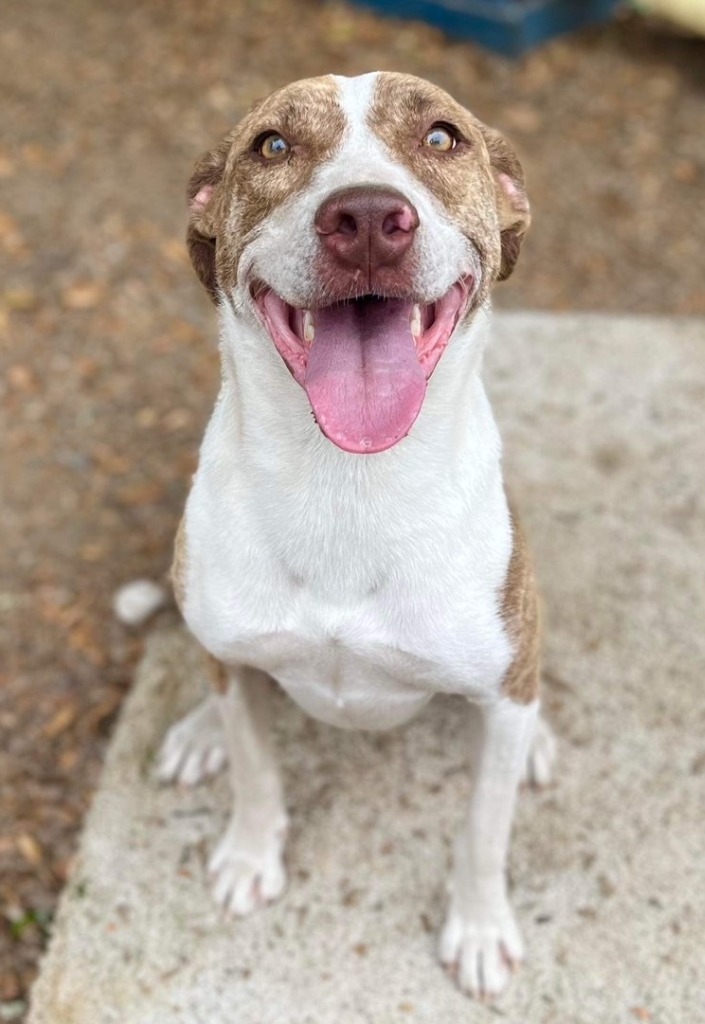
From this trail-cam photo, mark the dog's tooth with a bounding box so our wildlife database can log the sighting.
[303,310,315,343]
[410,304,422,338]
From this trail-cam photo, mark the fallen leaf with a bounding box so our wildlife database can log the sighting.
[16,834,43,867]
[671,159,699,185]
[91,444,130,475]
[163,407,192,431]
[160,238,189,265]
[7,365,37,391]
[0,211,22,242]
[68,622,107,666]
[0,154,16,178]
[4,288,38,312]
[61,282,104,310]
[136,407,158,428]
[43,705,78,739]
[80,541,107,561]
[58,749,80,773]
[76,357,100,381]
[115,481,165,506]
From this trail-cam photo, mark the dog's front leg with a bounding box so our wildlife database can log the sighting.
[207,661,289,916]
[440,698,538,1000]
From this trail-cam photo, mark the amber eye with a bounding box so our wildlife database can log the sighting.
[257,133,290,160]
[422,124,457,152]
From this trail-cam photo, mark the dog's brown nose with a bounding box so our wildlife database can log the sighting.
[315,187,419,277]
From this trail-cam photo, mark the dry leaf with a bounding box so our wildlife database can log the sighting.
[4,289,38,312]
[61,282,104,310]
[116,481,165,506]
[16,833,43,867]
[7,365,37,391]
[136,407,158,428]
[43,705,78,739]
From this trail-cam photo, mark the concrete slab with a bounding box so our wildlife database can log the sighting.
[29,314,705,1024]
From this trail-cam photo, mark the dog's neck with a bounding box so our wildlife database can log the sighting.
[215,297,501,486]
[205,298,505,597]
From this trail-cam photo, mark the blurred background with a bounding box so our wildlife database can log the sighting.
[1,0,703,1016]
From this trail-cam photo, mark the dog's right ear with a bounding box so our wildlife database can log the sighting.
[186,135,232,302]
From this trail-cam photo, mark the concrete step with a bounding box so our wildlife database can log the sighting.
[29,314,705,1023]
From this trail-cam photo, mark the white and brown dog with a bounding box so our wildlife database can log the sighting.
[156,71,556,1000]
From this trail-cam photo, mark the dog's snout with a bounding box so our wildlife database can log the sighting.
[315,187,419,275]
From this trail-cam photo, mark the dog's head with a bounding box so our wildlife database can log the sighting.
[187,72,530,454]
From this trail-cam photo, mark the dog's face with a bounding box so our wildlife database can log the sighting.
[188,73,530,454]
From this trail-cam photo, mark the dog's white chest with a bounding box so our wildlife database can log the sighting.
[225,606,435,731]
[188,574,507,730]
[184,469,513,730]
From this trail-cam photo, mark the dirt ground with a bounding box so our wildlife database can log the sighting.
[1,0,703,1015]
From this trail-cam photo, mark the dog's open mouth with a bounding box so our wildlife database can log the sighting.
[256,281,470,454]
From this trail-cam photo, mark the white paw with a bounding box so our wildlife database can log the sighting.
[522,712,557,788]
[156,697,227,786]
[439,901,523,1000]
[209,817,288,917]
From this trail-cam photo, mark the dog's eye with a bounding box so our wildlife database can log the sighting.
[422,124,457,152]
[257,133,291,160]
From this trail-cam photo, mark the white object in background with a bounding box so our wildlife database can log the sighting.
[634,0,705,35]
[113,579,168,626]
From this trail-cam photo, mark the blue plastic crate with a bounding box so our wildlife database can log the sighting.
[351,0,621,55]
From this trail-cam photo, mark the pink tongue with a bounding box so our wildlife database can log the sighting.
[303,298,426,454]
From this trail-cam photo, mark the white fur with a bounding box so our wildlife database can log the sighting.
[161,74,551,1000]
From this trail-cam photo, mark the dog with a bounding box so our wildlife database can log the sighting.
[155,71,556,1000]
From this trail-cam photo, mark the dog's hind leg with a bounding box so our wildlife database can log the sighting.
[206,661,288,916]
[439,698,538,1000]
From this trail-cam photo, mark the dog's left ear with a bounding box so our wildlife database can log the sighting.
[186,135,232,302]
[482,128,531,282]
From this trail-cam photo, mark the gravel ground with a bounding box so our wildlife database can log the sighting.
[1,0,703,1015]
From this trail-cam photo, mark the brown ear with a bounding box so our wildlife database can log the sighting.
[186,134,232,301]
[481,127,531,282]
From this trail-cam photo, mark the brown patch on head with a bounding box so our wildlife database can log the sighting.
[500,509,541,705]
[369,73,530,297]
[187,76,346,301]
[170,514,188,613]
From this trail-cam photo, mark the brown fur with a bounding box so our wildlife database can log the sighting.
[187,76,345,300]
[171,515,188,613]
[369,73,530,295]
[207,653,229,695]
[500,511,541,705]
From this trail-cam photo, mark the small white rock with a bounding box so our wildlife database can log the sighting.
[113,579,168,626]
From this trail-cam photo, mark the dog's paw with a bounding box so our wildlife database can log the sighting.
[209,816,288,917]
[522,712,557,788]
[439,901,523,1000]
[156,697,227,786]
